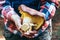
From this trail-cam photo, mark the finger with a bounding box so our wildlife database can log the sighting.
[23,33,33,38]
[23,34,36,38]
[24,33,34,36]
[24,31,37,36]
[24,32,30,35]
[29,31,37,34]
[28,36,35,38]
[24,33,33,36]
[24,35,34,38]
[23,34,31,38]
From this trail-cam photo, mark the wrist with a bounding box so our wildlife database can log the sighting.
[11,14,22,29]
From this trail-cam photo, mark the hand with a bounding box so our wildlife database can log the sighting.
[22,30,38,38]
[20,4,36,15]
[20,4,27,12]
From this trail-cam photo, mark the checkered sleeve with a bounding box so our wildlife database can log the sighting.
[41,2,56,30]
[35,2,56,37]
[40,2,56,20]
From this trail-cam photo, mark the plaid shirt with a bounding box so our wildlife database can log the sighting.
[2,1,57,37]
[33,2,56,37]
[40,2,56,31]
